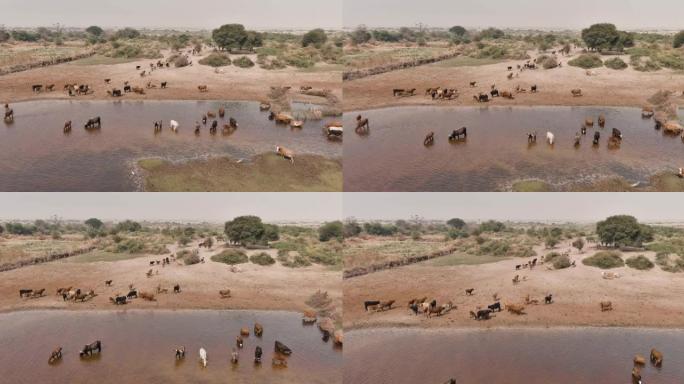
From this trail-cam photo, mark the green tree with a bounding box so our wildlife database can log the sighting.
[302,28,327,47]
[449,26,467,37]
[224,216,275,245]
[115,220,142,232]
[596,215,653,248]
[545,236,559,249]
[319,221,343,242]
[479,220,505,233]
[343,220,362,238]
[114,27,140,39]
[350,26,371,45]
[479,28,505,40]
[85,218,104,230]
[212,24,262,51]
[581,23,631,51]
[85,26,104,37]
[447,218,466,229]
[674,30,684,48]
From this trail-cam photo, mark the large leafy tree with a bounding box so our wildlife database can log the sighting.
[224,216,277,245]
[85,26,104,37]
[581,23,633,51]
[302,28,327,47]
[596,215,653,247]
[447,218,466,229]
[319,221,343,242]
[85,218,103,230]
[449,26,467,37]
[212,24,262,51]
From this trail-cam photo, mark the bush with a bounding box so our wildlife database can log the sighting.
[182,250,201,265]
[553,255,572,269]
[604,57,628,70]
[568,54,603,69]
[233,56,254,68]
[174,55,190,68]
[211,249,249,265]
[631,57,661,72]
[625,255,655,270]
[542,56,558,69]
[582,251,624,269]
[249,252,275,266]
[302,29,327,47]
[199,52,231,67]
[479,220,506,233]
[319,221,343,242]
[674,31,684,49]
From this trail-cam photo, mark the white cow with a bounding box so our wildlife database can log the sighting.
[199,347,207,367]
[170,120,179,132]
[546,132,555,145]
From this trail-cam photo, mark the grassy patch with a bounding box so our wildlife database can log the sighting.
[568,54,603,69]
[138,153,342,192]
[545,252,571,269]
[433,56,505,67]
[604,57,628,70]
[72,55,139,66]
[426,252,507,266]
[198,52,231,67]
[233,56,255,68]
[211,249,249,265]
[625,255,655,270]
[582,251,624,269]
[249,252,275,266]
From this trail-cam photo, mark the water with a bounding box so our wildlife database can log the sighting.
[0,310,341,384]
[0,100,340,191]
[344,106,684,191]
[345,327,684,384]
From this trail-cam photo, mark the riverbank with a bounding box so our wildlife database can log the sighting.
[343,53,684,112]
[136,153,342,192]
[343,239,684,330]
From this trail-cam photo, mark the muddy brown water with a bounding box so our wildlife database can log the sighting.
[0,310,341,384]
[344,106,684,191]
[0,100,341,191]
[345,327,684,384]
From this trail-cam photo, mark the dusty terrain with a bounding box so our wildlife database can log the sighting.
[0,241,342,316]
[343,50,684,112]
[0,50,341,106]
[344,238,684,330]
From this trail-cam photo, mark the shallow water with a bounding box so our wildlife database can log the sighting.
[344,106,684,191]
[345,327,684,384]
[0,310,341,384]
[0,100,340,191]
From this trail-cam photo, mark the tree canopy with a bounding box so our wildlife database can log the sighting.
[114,27,140,40]
[224,215,278,246]
[85,26,104,36]
[319,221,343,242]
[596,215,653,248]
[449,26,467,37]
[84,218,103,229]
[674,30,684,48]
[581,23,634,51]
[302,28,327,47]
[212,24,262,51]
[447,218,466,229]
[350,26,371,45]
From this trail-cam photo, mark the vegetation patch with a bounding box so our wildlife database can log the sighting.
[198,52,231,67]
[249,252,275,266]
[568,54,604,69]
[232,56,254,68]
[582,251,624,269]
[625,255,655,270]
[545,252,571,269]
[211,249,249,265]
[604,57,628,70]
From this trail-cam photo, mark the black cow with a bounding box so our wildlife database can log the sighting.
[127,289,138,299]
[471,309,492,320]
[254,346,263,363]
[364,300,380,311]
[19,289,33,297]
[593,131,600,145]
[173,284,181,293]
[545,294,553,304]
[488,302,502,312]
[448,127,467,141]
[79,340,102,357]
[84,117,101,129]
[124,85,132,93]
[612,128,622,139]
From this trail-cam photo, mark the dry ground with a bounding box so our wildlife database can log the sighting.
[0,50,341,105]
[344,238,684,330]
[0,240,341,316]
[343,50,684,111]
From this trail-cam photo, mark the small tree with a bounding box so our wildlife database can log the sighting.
[319,221,343,242]
[674,30,684,49]
[224,216,271,246]
[343,220,362,238]
[85,26,104,37]
[115,27,140,40]
[572,238,585,253]
[350,26,371,45]
[85,218,104,230]
[302,28,327,47]
[447,218,466,229]
[545,236,559,249]
[449,26,467,37]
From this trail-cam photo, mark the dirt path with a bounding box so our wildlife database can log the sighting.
[343,52,684,112]
[344,239,684,330]
[0,51,341,106]
[0,243,341,316]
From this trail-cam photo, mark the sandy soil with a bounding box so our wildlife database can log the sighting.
[343,238,684,330]
[343,51,684,112]
[0,51,341,106]
[0,241,341,316]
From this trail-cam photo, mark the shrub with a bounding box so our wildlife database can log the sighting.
[582,251,624,269]
[233,56,254,68]
[673,31,684,49]
[479,220,506,233]
[604,57,628,70]
[302,28,327,47]
[182,250,201,265]
[249,252,276,266]
[199,52,231,67]
[319,221,343,242]
[625,255,654,270]
[211,249,249,265]
[568,54,603,69]
[174,55,190,67]
[553,255,571,269]
[542,56,558,69]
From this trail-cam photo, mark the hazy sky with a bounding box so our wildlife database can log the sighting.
[0,0,342,29]
[344,0,684,30]
[344,193,684,223]
[0,193,342,222]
